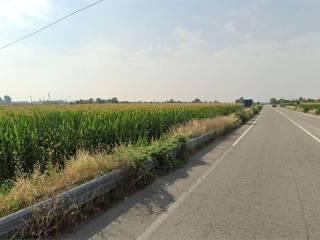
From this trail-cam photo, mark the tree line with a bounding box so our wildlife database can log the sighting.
[270,97,320,105]
[0,95,12,104]
[0,96,219,105]
[75,97,211,104]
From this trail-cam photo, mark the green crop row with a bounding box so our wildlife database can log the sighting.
[0,103,243,182]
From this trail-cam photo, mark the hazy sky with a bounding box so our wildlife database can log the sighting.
[1,0,320,102]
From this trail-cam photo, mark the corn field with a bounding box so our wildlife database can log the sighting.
[0,103,243,182]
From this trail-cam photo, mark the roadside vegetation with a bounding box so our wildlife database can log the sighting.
[270,97,320,115]
[0,103,261,219]
[280,101,320,115]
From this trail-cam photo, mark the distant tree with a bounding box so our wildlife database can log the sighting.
[96,98,105,103]
[235,97,244,104]
[106,97,119,103]
[270,98,278,104]
[4,95,12,104]
[299,97,306,102]
[110,97,119,103]
[0,97,4,104]
[192,98,202,103]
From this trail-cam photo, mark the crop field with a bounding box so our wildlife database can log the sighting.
[0,103,243,182]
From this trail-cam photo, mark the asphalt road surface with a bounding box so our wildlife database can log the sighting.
[63,106,320,240]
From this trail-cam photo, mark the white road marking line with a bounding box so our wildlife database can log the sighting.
[136,111,263,240]
[232,111,264,146]
[276,109,320,144]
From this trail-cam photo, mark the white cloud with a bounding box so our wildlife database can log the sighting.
[222,21,252,41]
[223,22,236,34]
[227,8,252,18]
[1,28,320,102]
[173,26,204,51]
[0,0,51,26]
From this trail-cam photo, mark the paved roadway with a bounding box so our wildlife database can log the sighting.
[63,106,320,240]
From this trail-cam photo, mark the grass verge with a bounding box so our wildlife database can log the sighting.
[281,103,320,115]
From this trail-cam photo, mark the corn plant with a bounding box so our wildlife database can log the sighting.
[0,103,243,181]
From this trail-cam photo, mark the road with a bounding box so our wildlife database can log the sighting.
[63,106,320,240]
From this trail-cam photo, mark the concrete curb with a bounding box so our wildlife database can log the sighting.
[0,127,227,237]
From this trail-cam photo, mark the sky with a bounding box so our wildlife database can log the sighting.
[0,0,320,102]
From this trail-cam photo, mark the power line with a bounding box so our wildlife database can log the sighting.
[0,0,105,51]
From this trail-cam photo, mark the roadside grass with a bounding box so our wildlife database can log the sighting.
[0,107,259,219]
[169,105,261,140]
[169,115,238,139]
[282,102,320,115]
[0,145,150,218]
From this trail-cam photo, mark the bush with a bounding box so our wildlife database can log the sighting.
[149,136,186,171]
[252,105,262,115]
[236,110,252,123]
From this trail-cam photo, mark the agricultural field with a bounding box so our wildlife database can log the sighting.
[0,102,262,220]
[0,103,243,182]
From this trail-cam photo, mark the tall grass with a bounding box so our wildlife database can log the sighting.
[0,103,243,181]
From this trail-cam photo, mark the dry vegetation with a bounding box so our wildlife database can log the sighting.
[170,115,239,139]
[281,102,320,115]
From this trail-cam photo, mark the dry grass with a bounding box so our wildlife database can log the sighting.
[0,114,240,218]
[169,115,239,139]
[0,145,146,217]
